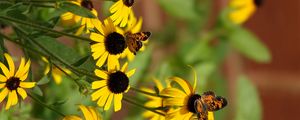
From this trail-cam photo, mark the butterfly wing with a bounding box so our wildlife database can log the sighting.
[202,91,227,111]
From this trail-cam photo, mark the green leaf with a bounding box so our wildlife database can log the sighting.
[228,27,271,63]
[235,75,262,120]
[37,76,50,85]
[35,36,81,63]
[156,0,199,21]
[72,55,90,67]
[59,2,96,18]
[32,86,43,96]
[0,1,13,12]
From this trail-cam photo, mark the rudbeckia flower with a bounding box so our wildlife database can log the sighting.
[91,62,135,112]
[161,76,216,120]
[0,53,36,110]
[42,57,71,85]
[120,13,148,61]
[229,0,263,24]
[109,0,134,27]
[142,79,169,120]
[60,0,99,35]
[63,105,102,120]
[90,18,126,69]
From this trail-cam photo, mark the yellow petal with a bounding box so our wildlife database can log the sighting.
[97,92,109,107]
[131,17,143,33]
[94,69,108,79]
[63,116,82,120]
[4,53,15,77]
[113,94,123,111]
[0,62,11,79]
[161,88,186,98]
[109,0,122,13]
[126,69,135,77]
[20,82,36,88]
[121,62,128,72]
[91,87,109,101]
[52,72,63,84]
[92,19,105,35]
[11,90,18,105]
[96,52,108,67]
[0,74,7,82]
[208,112,214,120]
[0,83,5,88]
[79,105,93,120]
[15,58,25,78]
[87,106,100,120]
[0,88,8,103]
[92,80,107,89]
[90,33,105,43]
[153,79,164,92]
[104,94,113,110]
[17,88,27,99]
[170,77,192,95]
[5,91,13,110]
[107,55,120,71]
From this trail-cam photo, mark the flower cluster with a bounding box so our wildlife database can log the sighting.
[141,73,227,120]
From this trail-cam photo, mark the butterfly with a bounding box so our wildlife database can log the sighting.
[194,91,227,120]
[125,32,151,55]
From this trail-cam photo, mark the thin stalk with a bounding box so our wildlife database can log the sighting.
[0,32,47,56]
[13,25,100,80]
[0,16,93,42]
[130,87,170,98]
[123,97,165,116]
[28,93,66,117]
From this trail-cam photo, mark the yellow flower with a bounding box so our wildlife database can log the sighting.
[142,79,168,120]
[60,0,99,35]
[90,18,126,69]
[229,0,262,24]
[120,13,148,61]
[0,53,36,110]
[63,105,102,120]
[91,62,135,112]
[161,76,214,120]
[42,57,71,85]
[109,0,134,27]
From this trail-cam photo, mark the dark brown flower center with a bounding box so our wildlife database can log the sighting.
[123,0,134,7]
[6,77,21,91]
[254,0,263,7]
[81,0,94,10]
[107,71,129,94]
[105,32,126,55]
[187,94,201,113]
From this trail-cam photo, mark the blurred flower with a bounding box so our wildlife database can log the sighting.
[90,18,126,69]
[91,62,135,112]
[228,0,262,24]
[161,76,214,120]
[60,0,99,35]
[42,57,71,85]
[109,0,134,27]
[0,53,35,110]
[120,13,149,61]
[63,105,102,120]
[142,79,169,120]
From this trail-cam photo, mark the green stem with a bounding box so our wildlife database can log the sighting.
[123,97,165,116]
[0,16,93,42]
[0,32,47,56]
[130,87,170,98]
[28,93,66,117]
[12,25,100,80]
